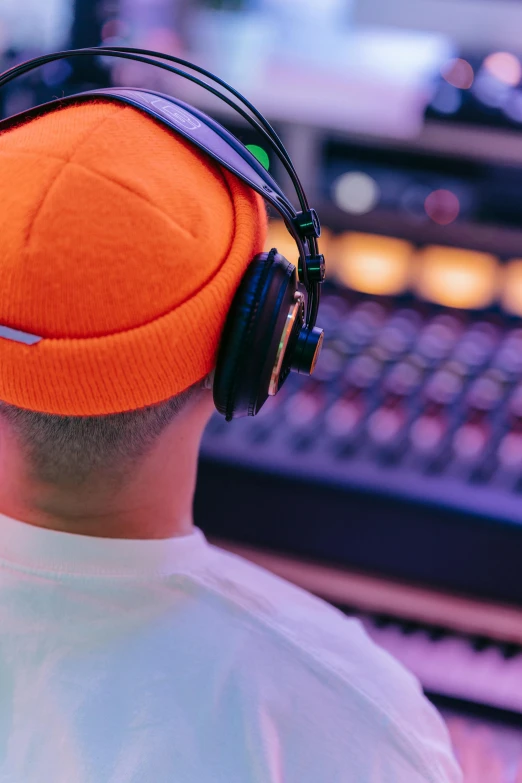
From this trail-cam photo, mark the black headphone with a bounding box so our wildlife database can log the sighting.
[0,46,325,420]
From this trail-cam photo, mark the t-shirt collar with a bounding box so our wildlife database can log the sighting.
[0,512,210,578]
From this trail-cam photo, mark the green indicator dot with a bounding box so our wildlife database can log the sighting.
[246,144,270,171]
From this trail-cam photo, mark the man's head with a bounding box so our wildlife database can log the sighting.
[0,98,266,532]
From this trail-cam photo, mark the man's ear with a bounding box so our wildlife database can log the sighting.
[200,370,215,391]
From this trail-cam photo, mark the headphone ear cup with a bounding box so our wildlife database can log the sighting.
[213,249,298,420]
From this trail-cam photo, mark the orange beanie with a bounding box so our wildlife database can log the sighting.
[0,100,267,415]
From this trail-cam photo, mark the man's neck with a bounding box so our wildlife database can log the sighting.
[0,408,210,540]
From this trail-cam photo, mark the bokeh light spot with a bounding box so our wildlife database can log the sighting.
[431,84,462,115]
[246,144,270,171]
[333,233,412,295]
[333,171,380,215]
[441,58,474,89]
[415,246,498,310]
[424,189,460,225]
[484,52,522,87]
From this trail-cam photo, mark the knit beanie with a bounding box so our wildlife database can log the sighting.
[0,99,267,415]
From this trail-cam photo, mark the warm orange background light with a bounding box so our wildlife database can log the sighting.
[502,259,522,316]
[414,246,499,309]
[265,225,505,311]
[265,220,299,266]
[332,233,413,295]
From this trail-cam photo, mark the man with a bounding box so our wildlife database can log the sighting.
[0,98,462,782]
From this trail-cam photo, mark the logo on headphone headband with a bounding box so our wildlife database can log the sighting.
[148,97,201,131]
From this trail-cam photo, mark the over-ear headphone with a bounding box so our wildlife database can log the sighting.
[0,46,325,420]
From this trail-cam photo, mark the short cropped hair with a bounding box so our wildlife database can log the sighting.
[0,385,200,487]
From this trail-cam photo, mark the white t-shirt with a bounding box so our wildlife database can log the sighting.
[0,512,461,783]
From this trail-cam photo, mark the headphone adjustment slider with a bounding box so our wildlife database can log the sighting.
[294,209,321,239]
[305,254,326,283]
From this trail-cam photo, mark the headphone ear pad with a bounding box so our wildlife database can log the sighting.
[214,250,298,420]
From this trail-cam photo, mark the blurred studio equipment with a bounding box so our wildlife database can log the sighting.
[179,5,522,778]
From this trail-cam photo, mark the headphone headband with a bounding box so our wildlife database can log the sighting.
[0,46,324,326]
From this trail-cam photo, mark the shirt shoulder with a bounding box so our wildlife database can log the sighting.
[192,543,462,783]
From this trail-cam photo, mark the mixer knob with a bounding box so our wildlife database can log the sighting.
[452,321,498,370]
[346,352,384,390]
[340,300,387,351]
[497,430,522,471]
[384,357,425,397]
[284,383,325,429]
[375,309,421,359]
[377,325,410,359]
[423,367,465,407]
[415,314,462,363]
[466,369,507,412]
[325,394,365,439]
[409,414,447,455]
[452,421,489,462]
[494,328,522,376]
[367,403,405,446]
